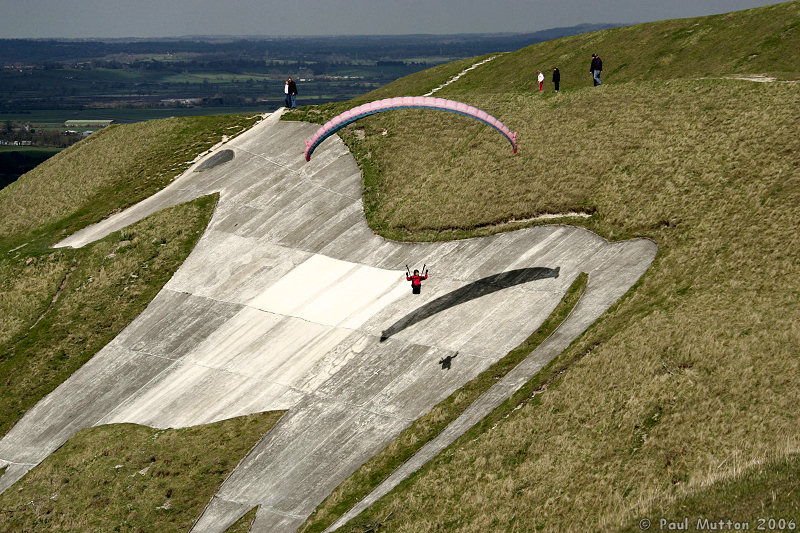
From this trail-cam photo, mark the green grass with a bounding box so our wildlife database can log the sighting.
[282,4,800,531]
[161,72,275,84]
[301,273,588,532]
[0,114,258,453]
[0,146,61,154]
[321,76,800,533]
[0,412,283,532]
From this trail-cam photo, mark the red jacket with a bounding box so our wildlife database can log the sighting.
[407,272,427,286]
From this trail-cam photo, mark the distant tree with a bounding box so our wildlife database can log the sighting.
[3,121,13,134]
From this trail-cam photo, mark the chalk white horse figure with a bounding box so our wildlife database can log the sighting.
[0,112,655,532]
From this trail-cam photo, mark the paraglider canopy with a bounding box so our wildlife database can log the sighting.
[303,96,518,162]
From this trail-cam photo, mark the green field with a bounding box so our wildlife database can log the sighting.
[1,107,270,125]
[0,146,61,153]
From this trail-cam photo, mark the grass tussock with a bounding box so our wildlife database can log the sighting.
[0,412,283,532]
[299,78,800,531]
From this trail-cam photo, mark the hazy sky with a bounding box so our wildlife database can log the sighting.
[1,0,785,38]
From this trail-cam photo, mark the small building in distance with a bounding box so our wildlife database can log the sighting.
[64,119,113,128]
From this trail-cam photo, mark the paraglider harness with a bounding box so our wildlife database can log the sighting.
[406,264,428,294]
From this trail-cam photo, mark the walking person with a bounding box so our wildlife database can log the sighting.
[407,268,428,295]
[590,53,602,86]
[552,67,560,92]
[537,71,544,92]
[287,77,298,108]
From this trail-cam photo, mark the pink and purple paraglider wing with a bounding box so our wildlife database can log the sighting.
[303,97,518,161]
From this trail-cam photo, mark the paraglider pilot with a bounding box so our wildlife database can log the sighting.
[407,268,428,294]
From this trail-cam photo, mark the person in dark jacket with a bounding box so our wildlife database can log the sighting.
[552,67,560,92]
[407,269,428,294]
[590,54,602,86]
[287,77,298,108]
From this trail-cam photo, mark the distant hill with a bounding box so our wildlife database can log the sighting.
[360,0,800,97]
[0,25,624,65]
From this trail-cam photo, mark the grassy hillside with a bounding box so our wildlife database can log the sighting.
[298,78,800,533]
[619,453,800,532]
[0,115,257,248]
[0,114,258,436]
[0,412,283,532]
[0,114,274,528]
[373,0,800,98]
[284,3,800,531]
[1,1,798,531]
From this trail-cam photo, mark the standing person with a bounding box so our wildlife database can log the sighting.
[284,78,291,108]
[537,71,544,92]
[590,53,603,86]
[287,77,298,108]
[407,268,428,295]
[552,67,560,92]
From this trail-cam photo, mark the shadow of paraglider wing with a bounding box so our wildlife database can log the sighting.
[380,266,559,342]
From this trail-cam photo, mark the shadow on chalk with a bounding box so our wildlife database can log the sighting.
[439,352,458,370]
[380,266,560,342]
